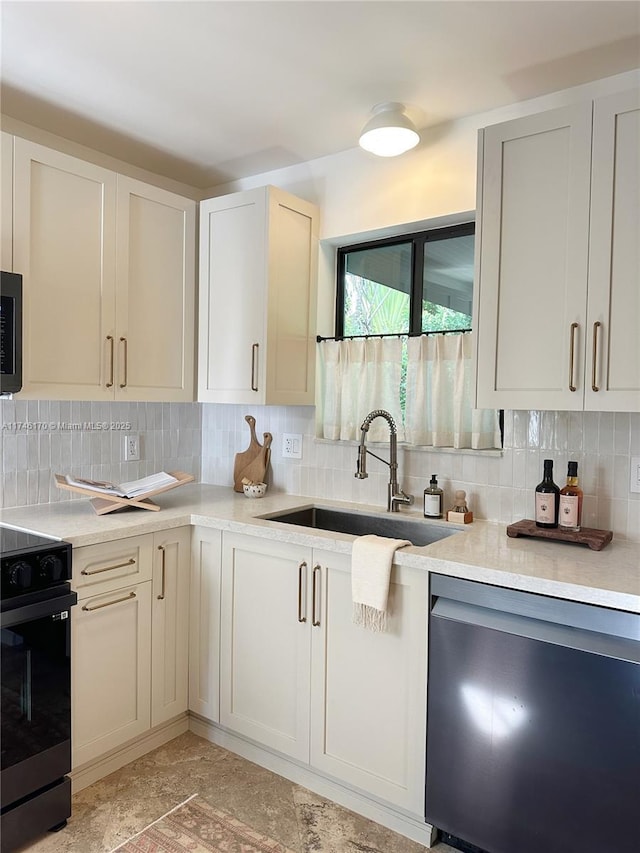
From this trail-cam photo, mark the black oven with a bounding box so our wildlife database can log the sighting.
[0,527,77,852]
[0,271,23,395]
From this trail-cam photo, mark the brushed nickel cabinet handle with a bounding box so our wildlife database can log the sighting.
[119,337,128,388]
[251,343,259,392]
[81,558,135,576]
[298,561,307,623]
[106,335,114,388]
[312,564,321,627]
[82,591,136,612]
[592,321,602,392]
[157,545,166,600]
[569,323,579,392]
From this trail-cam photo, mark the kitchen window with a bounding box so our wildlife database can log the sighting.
[317,221,501,450]
[335,222,474,339]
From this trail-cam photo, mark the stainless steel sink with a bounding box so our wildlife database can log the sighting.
[259,506,459,547]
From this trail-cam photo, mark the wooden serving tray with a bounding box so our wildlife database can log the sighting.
[506,519,612,551]
[54,471,194,515]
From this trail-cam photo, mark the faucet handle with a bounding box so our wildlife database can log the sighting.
[391,490,414,511]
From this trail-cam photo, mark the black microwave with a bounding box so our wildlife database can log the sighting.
[0,271,22,394]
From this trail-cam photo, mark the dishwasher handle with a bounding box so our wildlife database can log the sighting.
[432,597,640,665]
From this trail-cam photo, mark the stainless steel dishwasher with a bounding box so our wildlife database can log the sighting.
[425,575,640,853]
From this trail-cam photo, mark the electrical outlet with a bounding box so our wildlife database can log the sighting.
[124,434,140,462]
[630,457,640,494]
[282,433,302,459]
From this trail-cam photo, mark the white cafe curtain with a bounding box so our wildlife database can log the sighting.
[315,337,404,442]
[316,333,500,449]
[405,333,500,449]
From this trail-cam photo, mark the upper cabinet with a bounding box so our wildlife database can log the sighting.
[6,138,195,401]
[198,185,319,405]
[1,133,13,271]
[474,89,640,412]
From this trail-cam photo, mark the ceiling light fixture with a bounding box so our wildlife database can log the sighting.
[358,102,420,157]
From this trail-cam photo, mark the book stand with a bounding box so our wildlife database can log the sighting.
[54,471,194,515]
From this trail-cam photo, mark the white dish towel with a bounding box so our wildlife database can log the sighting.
[351,534,412,632]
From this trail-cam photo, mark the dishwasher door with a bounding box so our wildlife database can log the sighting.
[425,576,640,853]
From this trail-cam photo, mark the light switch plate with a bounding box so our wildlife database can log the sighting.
[630,457,640,494]
[282,433,302,459]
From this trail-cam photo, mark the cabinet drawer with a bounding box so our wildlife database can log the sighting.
[73,535,153,597]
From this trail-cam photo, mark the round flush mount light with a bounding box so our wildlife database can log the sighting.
[358,102,420,157]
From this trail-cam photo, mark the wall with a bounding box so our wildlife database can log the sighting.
[0,399,200,507]
[201,404,640,543]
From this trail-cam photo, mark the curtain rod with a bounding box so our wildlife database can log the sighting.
[316,329,472,343]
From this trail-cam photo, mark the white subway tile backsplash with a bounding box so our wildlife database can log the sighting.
[0,400,201,510]
[2,398,638,542]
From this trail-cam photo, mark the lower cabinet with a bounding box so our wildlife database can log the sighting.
[151,527,191,726]
[219,533,427,814]
[220,535,311,761]
[189,527,222,721]
[72,528,190,768]
[71,524,428,819]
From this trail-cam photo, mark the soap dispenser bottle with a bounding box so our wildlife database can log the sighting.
[424,475,444,519]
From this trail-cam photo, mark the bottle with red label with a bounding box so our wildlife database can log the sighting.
[535,459,560,528]
[559,461,583,532]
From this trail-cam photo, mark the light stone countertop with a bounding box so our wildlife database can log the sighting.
[1,483,639,613]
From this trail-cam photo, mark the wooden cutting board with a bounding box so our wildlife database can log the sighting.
[236,433,272,491]
[233,415,272,491]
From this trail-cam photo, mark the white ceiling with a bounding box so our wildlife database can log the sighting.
[1,1,639,189]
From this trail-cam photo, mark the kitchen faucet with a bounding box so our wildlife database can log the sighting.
[355,409,414,512]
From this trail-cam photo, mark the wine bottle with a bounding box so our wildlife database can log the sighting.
[535,459,560,528]
[559,461,583,532]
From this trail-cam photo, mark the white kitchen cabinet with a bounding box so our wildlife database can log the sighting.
[584,90,640,411]
[71,537,153,768]
[198,185,319,405]
[1,132,13,271]
[151,527,191,726]
[219,532,427,814]
[12,138,117,401]
[220,533,311,761]
[71,529,190,769]
[115,176,195,401]
[309,549,428,814]
[474,90,640,412]
[189,527,222,722]
[9,137,195,401]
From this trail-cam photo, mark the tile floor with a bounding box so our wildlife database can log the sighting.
[19,732,458,853]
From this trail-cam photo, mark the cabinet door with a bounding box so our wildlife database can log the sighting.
[189,527,222,722]
[585,89,640,412]
[264,187,318,406]
[72,580,151,768]
[151,527,191,726]
[220,533,311,760]
[115,176,196,401]
[13,138,116,400]
[198,189,267,404]
[475,103,592,411]
[309,550,428,814]
[1,132,12,271]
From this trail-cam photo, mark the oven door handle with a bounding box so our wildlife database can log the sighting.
[0,590,78,628]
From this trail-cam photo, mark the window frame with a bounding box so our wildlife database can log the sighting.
[335,220,475,338]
